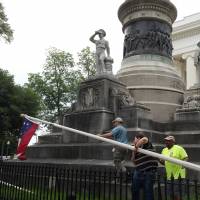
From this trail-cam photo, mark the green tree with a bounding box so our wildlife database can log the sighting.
[0,3,13,43]
[27,47,83,122]
[77,46,96,78]
[0,68,40,155]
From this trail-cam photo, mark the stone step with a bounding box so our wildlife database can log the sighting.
[38,127,200,145]
[38,132,63,144]
[27,143,114,160]
[27,142,200,162]
[127,129,200,144]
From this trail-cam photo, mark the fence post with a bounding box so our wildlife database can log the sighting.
[48,176,56,189]
[67,192,76,200]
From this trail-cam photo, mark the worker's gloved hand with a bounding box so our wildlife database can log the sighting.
[134,145,139,153]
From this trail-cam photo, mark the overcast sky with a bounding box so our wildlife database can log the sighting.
[0,0,200,85]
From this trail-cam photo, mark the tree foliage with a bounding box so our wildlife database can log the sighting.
[27,47,83,122]
[0,3,13,43]
[0,68,40,154]
[77,46,95,78]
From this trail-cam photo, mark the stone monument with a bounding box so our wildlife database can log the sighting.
[175,95,200,121]
[26,1,200,178]
[27,28,151,165]
[117,0,185,122]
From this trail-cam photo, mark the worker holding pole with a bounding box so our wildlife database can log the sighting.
[161,135,188,200]
[131,132,158,200]
[98,117,128,173]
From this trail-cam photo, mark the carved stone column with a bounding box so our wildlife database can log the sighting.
[182,52,196,89]
[117,0,185,122]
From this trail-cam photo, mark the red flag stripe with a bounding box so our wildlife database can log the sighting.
[16,123,38,159]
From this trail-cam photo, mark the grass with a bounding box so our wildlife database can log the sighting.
[0,185,123,200]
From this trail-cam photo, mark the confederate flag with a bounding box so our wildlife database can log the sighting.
[16,118,39,160]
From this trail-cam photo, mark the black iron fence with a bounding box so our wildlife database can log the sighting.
[0,161,199,200]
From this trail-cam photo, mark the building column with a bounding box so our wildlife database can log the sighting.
[173,57,186,83]
[182,53,196,89]
[194,50,200,85]
[196,64,200,84]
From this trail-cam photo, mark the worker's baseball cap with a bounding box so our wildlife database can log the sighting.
[112,117,124,123]
[164,135,175,142]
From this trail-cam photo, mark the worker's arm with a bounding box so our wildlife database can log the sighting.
[97,132,113,139]
[183,157,188,161]
[159,159,165,165]
[132,136,148,155]
[135,137,148,149]
[181,157,189,168]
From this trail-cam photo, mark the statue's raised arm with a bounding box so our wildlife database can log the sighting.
[89,31,100,43]
[89,29,113,75]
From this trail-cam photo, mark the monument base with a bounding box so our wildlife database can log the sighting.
[175,110,200,121]
[117,55,185,122]
[63,109,114,143]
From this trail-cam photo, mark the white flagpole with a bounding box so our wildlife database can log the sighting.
[22,114,200,172]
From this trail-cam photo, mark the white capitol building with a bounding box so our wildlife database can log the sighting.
[172,12,200,89]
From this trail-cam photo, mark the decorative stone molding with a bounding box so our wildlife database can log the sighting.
[182,52,196,60]
[176,95,200,113]
[118,0,177,26]
[122,10,172,26]
[80,87,100,110]
[172,13,200,41]
[127,86,184,93]
[172,27,200,41]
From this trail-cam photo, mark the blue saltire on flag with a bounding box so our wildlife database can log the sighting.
[16,118,39,160]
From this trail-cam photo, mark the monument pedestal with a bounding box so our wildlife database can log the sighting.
[118,104,151,128]
[27,75,153,161]
[63,75,132,131]
[175,110,200,121]
[63,110,113,143]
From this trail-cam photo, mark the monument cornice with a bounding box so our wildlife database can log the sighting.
[172,26,200,40]
[172,16,200,40]
[173,19,200,32]
[182,51,197,59]
[118,0,177,25]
